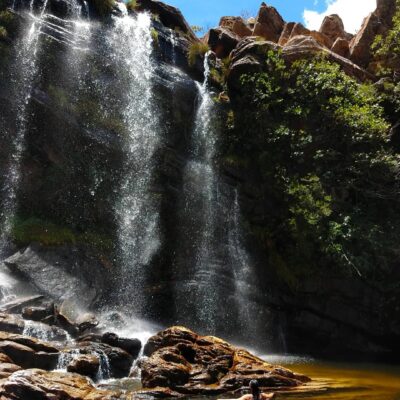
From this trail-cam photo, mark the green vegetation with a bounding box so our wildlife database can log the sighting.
[151,27,159,46]
[226,50,400,285]
[126,0,137,11]
[12,217,112,250]
[187,42,209,67]
[0,10,16,39]
[89,0,115,17]
[371,0,400,76]
[191,25,204,35]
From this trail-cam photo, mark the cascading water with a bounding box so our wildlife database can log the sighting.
[178,53,257,339]
[107,12,161,314]
[0,0,49,257]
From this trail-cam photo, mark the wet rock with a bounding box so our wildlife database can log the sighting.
[219,16,252,38]
[22,303,55,322]
[0,363,21,379]
[208,27,240,59]
[0,369,129,400]
[0,296,44,314]
[252,2,285,42]
[101,332,141,359]
[67,354,100,378]
[0,314,24,335]
[140,326,309,395]
[0,332,59,370]
[136,0,197,41]
[3,245,100,306]
[77,341,133,378]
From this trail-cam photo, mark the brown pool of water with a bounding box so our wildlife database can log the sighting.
[263,356,400,399]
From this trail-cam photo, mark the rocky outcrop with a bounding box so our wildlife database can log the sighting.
[0,369,130,400]
[331,37,350,58]
[278,22,296,46]
[252,2,285,42]
[67,354,100,378]
[350,0,396,67]
[140,327,310,395]
[219,16,252,37]
[207,27,240,58]
[0,332,59,370]
[319,14,347,43]
[136,0,197,41]
[3,244,107,306]
[228,36,374,93]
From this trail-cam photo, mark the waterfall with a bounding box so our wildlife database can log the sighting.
[107,13,161,314]
[0,0,49,258]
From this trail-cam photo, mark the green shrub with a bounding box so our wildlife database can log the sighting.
[151,27,159,45]
[0,26,6,39]
[227,50,400,280]
[187,42,209,67]
[126,0,137,11]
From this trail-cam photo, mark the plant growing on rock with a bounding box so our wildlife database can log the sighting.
[187,42,209,67]
[225,50,400,283]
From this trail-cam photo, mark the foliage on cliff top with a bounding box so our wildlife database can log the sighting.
[226,50,400,284]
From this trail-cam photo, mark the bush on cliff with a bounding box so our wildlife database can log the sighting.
[225,50,400,284]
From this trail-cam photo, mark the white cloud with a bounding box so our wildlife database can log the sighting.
[303,0,376,34]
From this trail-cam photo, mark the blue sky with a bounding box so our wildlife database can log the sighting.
[167,0,326,31]
[166,0,376,34]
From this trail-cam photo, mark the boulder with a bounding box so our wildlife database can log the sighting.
[228,37,278,93]
[278,22,295,46]
[207,28,240,59]
[319,14,346,42]
[252,2,285,42]
[288,23,333,48]
[135,0,197,41]
[67,354,100,378]
[0,296,44,314]
[22,304,55,322]
[219,16,252,37]
[0,314,24,335]
[0,332,59,370]
[76,341,133,378]
[331,37,350,58]
[0,363,21,379]
[0,369,129,400]
[349,12,380,67]
[140,327,310,395]
[3,245,100,306]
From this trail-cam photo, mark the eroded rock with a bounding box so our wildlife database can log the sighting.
[252,2,285,42]
[67,354,100,378]
[219,16,252,37]
[140,327,310,395]
[0,369,130,400]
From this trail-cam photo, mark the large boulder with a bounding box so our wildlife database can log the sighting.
[75,341,133,378]
[278,22,296,45]
[0,369,129,400]
[319,14,347,42]
[3,244,105,306]
[252,2,285,42]
[207,27,240,59]
[67,354,100,378]
[0,332,59,370]
[219,16,252,38]
[331,37,350,58]
[140,327,310,395]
